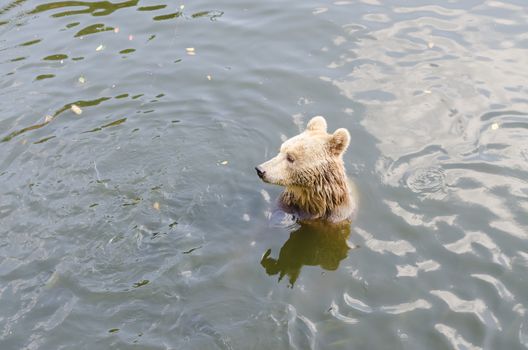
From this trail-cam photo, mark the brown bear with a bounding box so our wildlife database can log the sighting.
[256,116,357,223]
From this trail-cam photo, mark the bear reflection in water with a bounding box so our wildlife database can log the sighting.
[261,221,352,287]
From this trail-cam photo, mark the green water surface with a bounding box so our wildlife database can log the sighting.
[1,0,528,349]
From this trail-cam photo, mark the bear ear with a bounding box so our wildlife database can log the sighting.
[328,128,350,156]
[306,116,327,133]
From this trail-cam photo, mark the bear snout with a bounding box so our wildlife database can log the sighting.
[255,166,266,179]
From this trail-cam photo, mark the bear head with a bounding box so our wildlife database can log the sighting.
[256,116,353,221]
[255,116,350,187]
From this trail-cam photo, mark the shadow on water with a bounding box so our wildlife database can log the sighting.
[29,0,139,17]
[26,0,222,20]
[261,221,353,288]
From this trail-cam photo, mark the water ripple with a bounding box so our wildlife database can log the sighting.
[380,299,432,315]
[435,323,482,350]
[396,259,440,277]
[385,199,456,229]
[329,301,358,325]
[471,273,514,301]
[431,290,501,331]
[174,311,234,350]
[444,231,512,269]
[287,304,317,350]
[34,294,78,332]
[520,322,528,348]
[343,293,372,313]
[355,227,416,256]
[404,166,446,195]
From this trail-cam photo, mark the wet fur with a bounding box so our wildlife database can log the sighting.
[279,161,350,221]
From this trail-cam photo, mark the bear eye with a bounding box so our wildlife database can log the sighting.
[286,154,295,163]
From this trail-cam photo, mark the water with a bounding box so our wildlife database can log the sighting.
[1,0,527,349]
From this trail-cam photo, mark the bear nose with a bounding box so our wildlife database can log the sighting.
[255,166,265,179]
